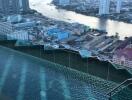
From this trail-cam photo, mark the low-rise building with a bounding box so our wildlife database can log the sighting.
[47,28,70,40]
[7,15,23,23]
[0,22,14,36]
[7,30,29,41]
[59,0,70,6]
[113,48,132,68]
[14,21,37,30]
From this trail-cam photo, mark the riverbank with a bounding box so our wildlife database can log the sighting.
[29,0,132,39]
[55,5,132,24]
[11,10,124,62]
[25,9,132,70]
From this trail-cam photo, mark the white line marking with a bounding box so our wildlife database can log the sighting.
[17,62,27,100]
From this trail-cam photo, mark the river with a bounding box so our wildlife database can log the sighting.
[29,0,132,40]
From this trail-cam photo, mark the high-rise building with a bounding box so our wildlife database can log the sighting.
[99,0,110,15]
[0,0,2,12]
[59,0,70,6]
[0,0,18,14]
[18,0,30,12]
[0,0,29,15]
[116,0,122,13]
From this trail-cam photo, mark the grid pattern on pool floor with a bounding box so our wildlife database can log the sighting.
[0,46,131,100]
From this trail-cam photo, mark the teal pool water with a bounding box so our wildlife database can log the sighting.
[0,46,132,100]
[0,46,111,100]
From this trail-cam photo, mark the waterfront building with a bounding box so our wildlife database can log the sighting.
[113,47,132,68]
[99,0,110,15]
[59,0,70,6]
[0,0,29,15]
[116,0,122,13]
[47,28,70,40]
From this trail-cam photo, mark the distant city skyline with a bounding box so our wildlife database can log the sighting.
[57,0,123,15]
[0,0,29,15]
[99,0,110,15]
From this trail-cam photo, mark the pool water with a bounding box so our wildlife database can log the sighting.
[0,45,132,100]
[0,46,116,100]
[0,48,101,100]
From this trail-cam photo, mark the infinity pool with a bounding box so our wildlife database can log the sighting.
[0,46,115,100]
[0,46,132,100]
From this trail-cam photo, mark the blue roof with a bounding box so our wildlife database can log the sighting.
[47,28,69,35]
[79,49,92,58]
[47,28,69,40]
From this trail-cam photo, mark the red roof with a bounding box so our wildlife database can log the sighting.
[115,48,132,60]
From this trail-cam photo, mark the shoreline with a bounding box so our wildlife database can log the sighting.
[53,3,132,24]
[24,10,121,61]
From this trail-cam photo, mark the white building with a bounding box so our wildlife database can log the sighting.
[116,0,122,13]
[59,0,70,6]
[99,0,110,15]
[7,30,29,40]
[7,15,23,23]
[0,22,14,35]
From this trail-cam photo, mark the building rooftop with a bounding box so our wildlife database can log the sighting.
[115,48,132,60]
